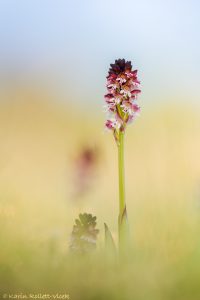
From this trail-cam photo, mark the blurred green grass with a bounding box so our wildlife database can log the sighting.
[1,88,200,299]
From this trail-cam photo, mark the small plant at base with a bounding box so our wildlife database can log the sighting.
[69,213,99,254]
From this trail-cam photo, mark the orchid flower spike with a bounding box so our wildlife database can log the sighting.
[104,59,141,143]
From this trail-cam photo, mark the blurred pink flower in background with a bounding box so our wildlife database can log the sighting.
[72,146,99,199]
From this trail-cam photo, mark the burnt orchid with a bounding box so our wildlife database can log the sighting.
[104,59,141,254]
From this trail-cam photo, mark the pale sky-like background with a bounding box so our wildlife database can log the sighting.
[0,0,199,106]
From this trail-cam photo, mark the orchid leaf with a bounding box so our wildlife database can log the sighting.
[104,223,116,255]
[118,206,129,255]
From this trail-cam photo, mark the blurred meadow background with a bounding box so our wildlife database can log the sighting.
[1,0,200,299]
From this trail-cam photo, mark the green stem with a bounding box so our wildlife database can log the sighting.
[118,130,129,256]
[118,130,125,223]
